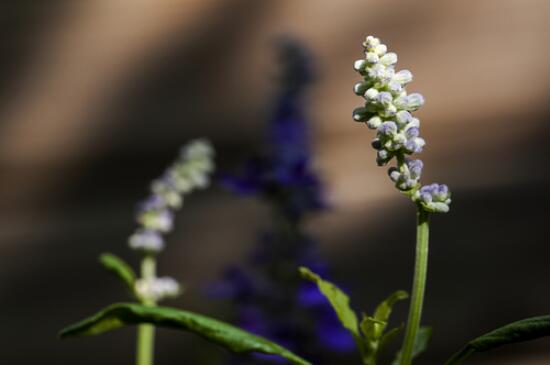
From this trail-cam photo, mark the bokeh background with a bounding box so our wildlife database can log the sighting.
[1,1,550,364]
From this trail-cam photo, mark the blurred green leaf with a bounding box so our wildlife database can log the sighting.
[374,291,408,325]
[444,315,550,365]
[360,315,385,342]
[392,327,431,365]
[59,302,311,365]
[299,267,358,337]
[99,253,136,292]
[379,324,404,350]
[363,290,408,340]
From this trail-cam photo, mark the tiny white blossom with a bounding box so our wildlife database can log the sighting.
[128,229,165,253]
[379,52,398,66]
[135,277,181,302]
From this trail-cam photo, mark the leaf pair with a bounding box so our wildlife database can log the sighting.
[299,267,416,365]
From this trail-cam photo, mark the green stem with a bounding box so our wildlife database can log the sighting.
[136,255,157,365]
[400,209,430,365]
[136,324,155,365]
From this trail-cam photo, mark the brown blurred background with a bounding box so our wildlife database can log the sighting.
[1,0,550,364]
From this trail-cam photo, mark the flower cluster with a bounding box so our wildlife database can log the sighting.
[212,40,354,364]
[353,35,451,213]
[414,183,452,214]
[135,277,182,303]
[128,139,215,253]
[128,139,214,303]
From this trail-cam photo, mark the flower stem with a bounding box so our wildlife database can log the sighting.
[400,208,430,365]
[136,255,157,365]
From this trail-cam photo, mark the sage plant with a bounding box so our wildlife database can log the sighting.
[300,35,550,365]
[128,139,214,364]
[59,139,310,365]
[211,40,354,364]
[352,35,450,365]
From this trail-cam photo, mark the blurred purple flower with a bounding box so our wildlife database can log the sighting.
[211,40,354,364]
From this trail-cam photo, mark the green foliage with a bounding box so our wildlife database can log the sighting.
[444,315,550,365]
[299,267,359,336]
[299,266,408,365]
[391,327,431,365]
[99,253,136,293]
[364,290,409,340]
[59,302,311,365]
[379,324,404,349]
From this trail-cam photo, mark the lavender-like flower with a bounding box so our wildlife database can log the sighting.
[212,40,354,364]
[353,35,451,213]
[129,139,214,302]
[130,139,215,254]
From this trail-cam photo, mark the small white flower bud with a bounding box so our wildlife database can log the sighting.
[393,95,408,110]
[366,52,379,64]
[353,107,370,122]
[379,52,398,66]
[354,59,367,72]
[406,117,420,129]
[396,110,412,126]
[365,88,379,100]
[367,64,386,80]
[377,92,393,106]
[378,121,398,136]
[182,140,214,159]
[405,93,425,111]
[388,81,403,94]
[366,116,382,129]
[393,70,413,84]
[135,277,181,302]
[354,82,369,96]
[382,103,397,117]
[138,209,174,232]
[363,35,381,50]
[388,168,401,182]
[374,44,387,56]
[431,202,450,213]
[169,172,193,193]
[128,229,165,253]
[151,181,182,209]
[393,133,407,146]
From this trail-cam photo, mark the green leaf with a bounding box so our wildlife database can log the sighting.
[299,267,359,337]
[374,290,408,324]
[379,324,404,350]
[99,253,136,291]
[360,315,386,342]
[59,303,311,365]
[392,327,432,365]
[362,290,408,340]
[444,315,550,365]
